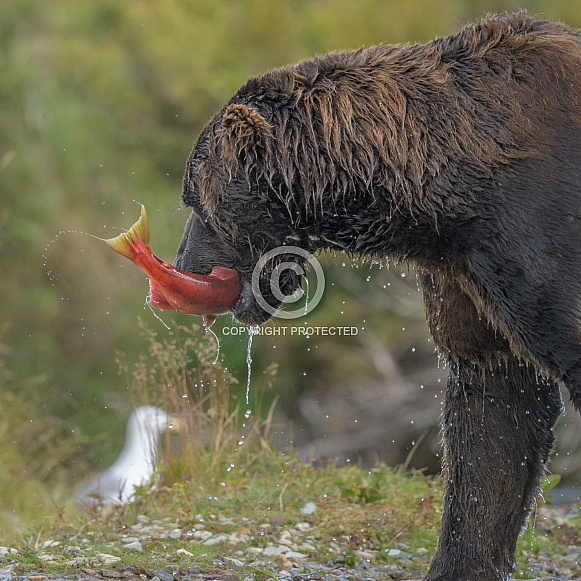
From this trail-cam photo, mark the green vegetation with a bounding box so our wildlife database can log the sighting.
[5,465,442,578]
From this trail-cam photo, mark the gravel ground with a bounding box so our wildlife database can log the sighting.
[1,505,580,581]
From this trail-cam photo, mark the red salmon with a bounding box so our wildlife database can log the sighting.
[105,206,241,326]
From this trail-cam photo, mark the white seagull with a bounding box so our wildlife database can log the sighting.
[77,405,178,506]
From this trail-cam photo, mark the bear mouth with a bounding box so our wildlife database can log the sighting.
[231,265,304,326]
[232,279,281,326]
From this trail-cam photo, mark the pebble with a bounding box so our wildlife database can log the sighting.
[93,552,122,566]
[121,541,144,553]
[2,504,578,581]
[294,522,311,531]
[354,550,376,562]
[262,545,289,557]
[190,530,212,541]
[202,533,230,546]
[100,569,122,578]
[152,570,174,581]
[283,550,308,559]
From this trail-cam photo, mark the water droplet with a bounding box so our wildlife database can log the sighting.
[245,326,259,405]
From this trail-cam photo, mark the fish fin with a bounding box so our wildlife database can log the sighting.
[105,205,151,259]
[148,280,173,310]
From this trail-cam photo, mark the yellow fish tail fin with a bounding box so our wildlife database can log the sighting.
[105,205,151,259]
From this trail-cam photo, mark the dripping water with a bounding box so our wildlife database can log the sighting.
[246,325,259,405]
[146,302,171,330]
[204,322,220,364]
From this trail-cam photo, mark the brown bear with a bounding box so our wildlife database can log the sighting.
[173,12,581,581]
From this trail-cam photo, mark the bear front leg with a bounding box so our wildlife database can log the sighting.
[420,272,562,580]
[424,358,562,581]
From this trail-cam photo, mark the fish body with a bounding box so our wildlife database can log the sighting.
[105,206,241,322]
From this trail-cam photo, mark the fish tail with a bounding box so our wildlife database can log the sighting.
[105,205,151,259]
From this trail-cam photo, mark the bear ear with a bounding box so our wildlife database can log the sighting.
[221,103,272,162]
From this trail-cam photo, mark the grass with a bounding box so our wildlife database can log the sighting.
[4,462,579,579]
[1,321,580,580]
[6,462,442,577]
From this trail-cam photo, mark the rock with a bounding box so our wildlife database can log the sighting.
[262,545,288,557]
[276,554,291,569]
[93,552,122,566]
[191,530,213,541]
[122,541,144,553]
[223,557,245,567]
[298,542,317,551]
[294,522,311,531]
[168,528,182,539]
[100,569,122,578]
[153,569,174,581]
[62,545,82,556]
[284,551,308,560]
[202,533,230,546]
[354,550,376,562]
[278,537,294,548]
[227,532,251,544]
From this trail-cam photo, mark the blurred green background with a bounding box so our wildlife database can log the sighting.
[3,0,581,529]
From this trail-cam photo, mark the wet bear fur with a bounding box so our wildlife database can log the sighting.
[174,12,581,581]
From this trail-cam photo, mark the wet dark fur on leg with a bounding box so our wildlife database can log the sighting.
[423,272,563,579]
[173,12,581,580]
